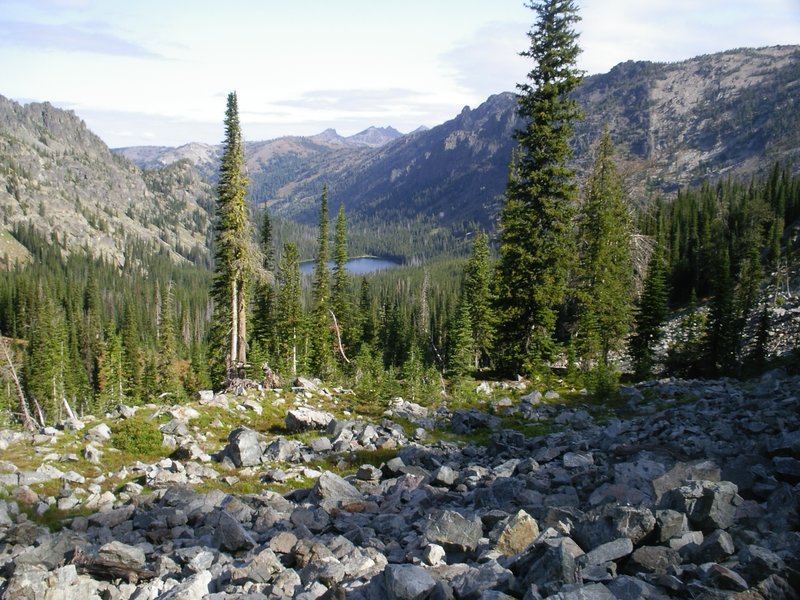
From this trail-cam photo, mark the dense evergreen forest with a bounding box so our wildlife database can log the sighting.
[2,162,797,428]
[1,0,798,430]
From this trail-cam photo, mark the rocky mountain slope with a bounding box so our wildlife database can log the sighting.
[0,369,798,598]
[119,46,800,229]
[0,96,215,267]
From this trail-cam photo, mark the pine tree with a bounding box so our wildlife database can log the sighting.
[23,292,63,422]
[447,298,474,378]
[96,327,124,415]
[252,210,277,363]
[210,91,252,383]
[703,248,737,376]
[310,186,334,378]
[331,203,352,363]
[158,282,180,401]
[494,0,583,374]
[463,231,494,369]
[276,243,304,378]
[629,242,669,379]
[575,130,634,365]
[121,300,142,403]
[357,277,376,350]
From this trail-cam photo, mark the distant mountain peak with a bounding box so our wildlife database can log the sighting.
[346,126,403,148]
[309,128,347,146]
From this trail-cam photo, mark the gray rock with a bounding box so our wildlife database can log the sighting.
[225,426,263,467]
[98,540,146,567]
[575,505,656,549]
[696,528,735,562]
[432,465,458,486]
[212,510,255,552]
[285,406,334,432]
[577,538,633,567]
[85,422,112,443]
[654,509,688,542]
[627,546,680,575]
[383,564,436,600]
[659,480,739,530]
[546,583,616,599]
[606,575,672,599]
[425,510,483,553]
[521,537,583,596]
[357,464,383,481]
[563,452,594,469]
[310,470,365,512]
[451,560,514,599]
[263,437,303,462]
[773,456,800,480]
[158,569,212,599]
[452,409,501,434]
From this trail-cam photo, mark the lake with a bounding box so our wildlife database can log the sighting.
[299,256,401,275]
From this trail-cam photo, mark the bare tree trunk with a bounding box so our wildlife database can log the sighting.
[1,337,37,431]
[236,279,247,369]
[230,278,238,379]
[329,309,350,364]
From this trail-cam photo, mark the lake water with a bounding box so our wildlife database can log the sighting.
[299,256,400,275]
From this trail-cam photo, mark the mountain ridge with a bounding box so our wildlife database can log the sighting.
[115,45,800,228]
[1,45,798,265]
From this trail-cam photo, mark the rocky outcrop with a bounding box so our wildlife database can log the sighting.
[0,370,799,598]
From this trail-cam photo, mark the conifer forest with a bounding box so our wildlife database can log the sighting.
[0,0,798,431]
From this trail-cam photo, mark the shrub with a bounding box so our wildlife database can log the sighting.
[111,417,163,455]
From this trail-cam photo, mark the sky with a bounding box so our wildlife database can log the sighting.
[1,0,798,148]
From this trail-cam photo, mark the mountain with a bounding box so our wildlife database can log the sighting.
[116,46,800,231]
[2,46,798,266]
[0,95,215,267]
[261,46,800,226]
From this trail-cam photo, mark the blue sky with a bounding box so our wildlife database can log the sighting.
[1,0,797,147]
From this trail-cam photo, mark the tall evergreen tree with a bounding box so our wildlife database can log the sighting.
[252,210,277,362]
[121,300,142,403]
[96,327,124,415]
[703,247,737,375]
[158,282,180,400]
[276,243,304,378]
[210,91,252,383]
[629,242,669,379]
[462,231,494,369]
[494,0,583,374]
[575,130,634,365]
[310,186,334,377]
[331,203,352,363]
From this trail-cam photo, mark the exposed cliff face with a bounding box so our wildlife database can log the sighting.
[0,96,214,267]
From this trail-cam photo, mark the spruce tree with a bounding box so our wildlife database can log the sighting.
[703,248,737,376]
[310,186,334,378]
[276,243,304,378]
[629,242,669,379]
[252,210,277,362]
[331,203,352,363]
[211,91,251,383]
[158,282,180,401]
[494,0,583,374]
[462,231,494,369]
[121,300,142,403]
[575,130,634,365]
